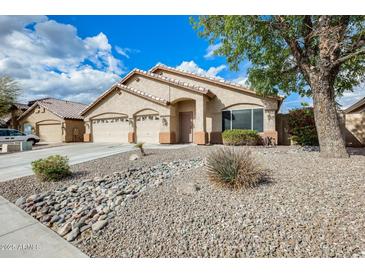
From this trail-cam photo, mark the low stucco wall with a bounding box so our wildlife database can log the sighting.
[344,112,365,147]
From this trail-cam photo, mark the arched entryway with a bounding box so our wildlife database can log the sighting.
[170,98,196,143]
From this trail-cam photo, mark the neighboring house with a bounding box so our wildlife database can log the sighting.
[0,103,29,129]
[343,97,365,147]
[82,63,283,144]
[18,98,87,143]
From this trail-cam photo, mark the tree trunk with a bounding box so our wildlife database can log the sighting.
[311,79,349,158]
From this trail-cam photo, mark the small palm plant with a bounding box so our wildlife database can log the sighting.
[135,142,146,156]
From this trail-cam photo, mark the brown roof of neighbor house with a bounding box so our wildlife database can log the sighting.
[344,97,365,114]
[13,103,29,111]
[18,98,87,121]
[121,68,216,98]
[149,63,283,101]
[0,113,11,124]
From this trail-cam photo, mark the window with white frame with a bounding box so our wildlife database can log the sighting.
[222,108,264,132]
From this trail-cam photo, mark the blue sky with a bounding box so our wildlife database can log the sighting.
[0,15,362,112]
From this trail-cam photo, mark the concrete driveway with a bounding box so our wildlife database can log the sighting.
[0,142,192,182]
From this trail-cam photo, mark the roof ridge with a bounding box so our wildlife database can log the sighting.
[117,83,168,104]
[40,97,88,106]
[149,63,284,100]
[129,68,211,94]
[344,96,365,113]
[150,63,251,90]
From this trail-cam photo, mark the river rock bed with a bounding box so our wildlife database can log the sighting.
[15,159,204,242]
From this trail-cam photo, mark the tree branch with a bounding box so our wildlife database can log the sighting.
[334,47,365,66]
[272,16,311,79]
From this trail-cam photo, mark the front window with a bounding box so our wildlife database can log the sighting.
[222,108,264,132]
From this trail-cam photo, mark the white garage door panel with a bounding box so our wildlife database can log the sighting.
[92,117,129,143]
[38,123,62,143]
[136,115,160,144]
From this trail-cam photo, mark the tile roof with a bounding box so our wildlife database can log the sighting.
[13,103,29,110]
[344,97,365,114]
[149,63,283,101]
[81,83,169,115]
[18,98,87,120]
[117,84,169,105]
[121,68,216,98]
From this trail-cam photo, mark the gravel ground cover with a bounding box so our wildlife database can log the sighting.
[1,145,365,257]
[0,146,210,202]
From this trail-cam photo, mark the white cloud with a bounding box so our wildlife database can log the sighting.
[0,16,128,104]
[337,84,365,109]
[115,46,130,58]
[204,43,221,59]
[176,60,226,78]
[231,76,249,87]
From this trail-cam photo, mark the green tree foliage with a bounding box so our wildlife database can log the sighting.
[192,16,365,158]
[0,76,20,117]
[191,16,365,97]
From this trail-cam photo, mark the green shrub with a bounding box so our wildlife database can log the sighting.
[206,147,263,189]
[222,129,261,146]
[31,155,71,182]
[288,107,318,146]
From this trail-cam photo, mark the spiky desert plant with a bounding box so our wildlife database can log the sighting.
[135,142,146,156]
[206,147,263,189]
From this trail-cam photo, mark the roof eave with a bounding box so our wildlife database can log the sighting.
[151,65,282,101]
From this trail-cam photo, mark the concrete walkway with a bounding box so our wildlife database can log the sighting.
[0,143,193,182]
[0,196,88,258]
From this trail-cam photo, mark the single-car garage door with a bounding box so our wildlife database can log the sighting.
[38,123,62,142]
[135,114,160,144]
[92,116,129,143]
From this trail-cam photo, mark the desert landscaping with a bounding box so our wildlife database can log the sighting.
[1,145,365,258]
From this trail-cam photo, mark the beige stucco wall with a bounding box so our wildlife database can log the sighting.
[83,87,171,135]
[344,112,365,147]
[155,69,279,133]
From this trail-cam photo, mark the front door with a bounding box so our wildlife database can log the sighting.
[179,112,193,143]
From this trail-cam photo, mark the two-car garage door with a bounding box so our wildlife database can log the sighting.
[92,117,129,143]
[91,114,160,144]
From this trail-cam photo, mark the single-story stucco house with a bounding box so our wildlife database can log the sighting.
[18,98,87,143]
[81,64,283,145]
[343,97,365,147]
